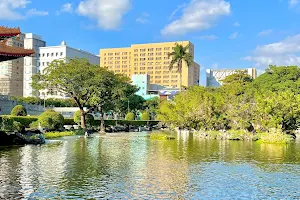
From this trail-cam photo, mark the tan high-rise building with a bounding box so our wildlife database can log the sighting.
[100,41,200,88]
[0,34,25,96]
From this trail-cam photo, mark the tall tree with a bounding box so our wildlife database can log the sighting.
[31,58,97,128]
[168,43,193,91]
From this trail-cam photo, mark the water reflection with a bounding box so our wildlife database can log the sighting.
[1,132,300,199]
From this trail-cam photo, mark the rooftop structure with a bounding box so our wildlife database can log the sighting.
[206,68,257,87]
[0,26,34,62]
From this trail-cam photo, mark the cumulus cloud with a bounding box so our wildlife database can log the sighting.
[244,34,300,67]
[136,12,149,24]
[257,29,273,36]
[77,0,131,30]
[161,0,230,36]
[0,0,30,20]
[229,32,238,39]
[27,9,49,16]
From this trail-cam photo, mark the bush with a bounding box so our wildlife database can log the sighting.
[13,121,23,132]
[11,105,27,116]
[141,112,150,121]
[257,129,294,144]
[29,121,39,129]
[44,131,74,139]
[64,118,76,125]
[73,110,94,127]
[38,109,64,131]
[125,112,135,120]
[0,115,38,128]
[73,110,81,125]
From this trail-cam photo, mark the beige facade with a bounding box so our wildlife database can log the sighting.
[100,41,200,88]
[0,34,25,96]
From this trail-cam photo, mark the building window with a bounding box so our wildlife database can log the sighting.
[122,52,127,55]
[148,53,154,56]
[115,53,120,56]
[115,57,120,60]
[140,58,146,61]
[148,57,154,61]
[108,53,113,56]
[56,52,59,56]
[140,62,146,66]
[148,67,153,70]
[156,57,162,60]
[140,49,146,52]
[134,49,138,52]
[134,54,138,57]
[51,53,54,57]
[122,57,127,59]
[60,52,63,56]
[140,53,146,56]
[148,48,154,51]
[47,53,49,57]
[134,58,138,61]
[164,47,170,51]
[140,67,146,70]
[156,52,162,56]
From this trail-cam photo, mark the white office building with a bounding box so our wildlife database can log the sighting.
[23,33,46,97]
[23,36,100,98]
[206,68,257,87]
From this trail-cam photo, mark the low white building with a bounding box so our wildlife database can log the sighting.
[206,68,257,87]
[23,35,100,98]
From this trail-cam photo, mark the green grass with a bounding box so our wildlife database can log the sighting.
[44,131,75,139]
[150,133,175,140]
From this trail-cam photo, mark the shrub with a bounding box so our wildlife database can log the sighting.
[257,129,294,144]
[73,110,81,125]
[38,109,64,131]
[0,115,38,128]
[141,112,150,121]
[11,105,27,116]
[64,118,76,125]
[125,112,135,120]
[44,131,74,139]
[29,121,39,129]
[13,121,23,132]
[73,111,94,127]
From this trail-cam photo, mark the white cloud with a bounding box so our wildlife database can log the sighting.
[244,34,300,67]
[136,12,149,24]
[197,35,218,40]
[233,21,240,27]
[77,0,131,30]
[0,0,30,20]
[161,0,231,36]
[169,3,186,20]
[229,32,238,39]
[257,29,273,36]
[27,9,48,16]
[62,3,73,13]
[289,0,299,7]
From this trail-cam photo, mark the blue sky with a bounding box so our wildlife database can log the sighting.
[1,0,300,85]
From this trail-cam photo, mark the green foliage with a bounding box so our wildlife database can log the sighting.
[73,110,81,125]
[29,121,39,129]
[13,121,23,132]
[10,96,76,107]
[38,109,64,131]
[158,65,300,140]
[141,112,150,121]
[168,43,193,90]
[11,105,27,116]
[44,131,75,139]
[64,118,76,125]
[0,116,38,128]
[125,112,135,120]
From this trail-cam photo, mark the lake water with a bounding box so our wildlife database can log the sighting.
[1,132,300,199]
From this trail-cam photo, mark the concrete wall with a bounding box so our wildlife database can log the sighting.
[0,99,44,116]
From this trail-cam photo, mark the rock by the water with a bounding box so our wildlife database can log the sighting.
[0,130,45,146]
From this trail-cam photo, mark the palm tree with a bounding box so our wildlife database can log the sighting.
[168,43,193,91]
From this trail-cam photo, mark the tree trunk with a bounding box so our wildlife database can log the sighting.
[179,71,182,92]
[80,108,86,129]
[98,105,105,134]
